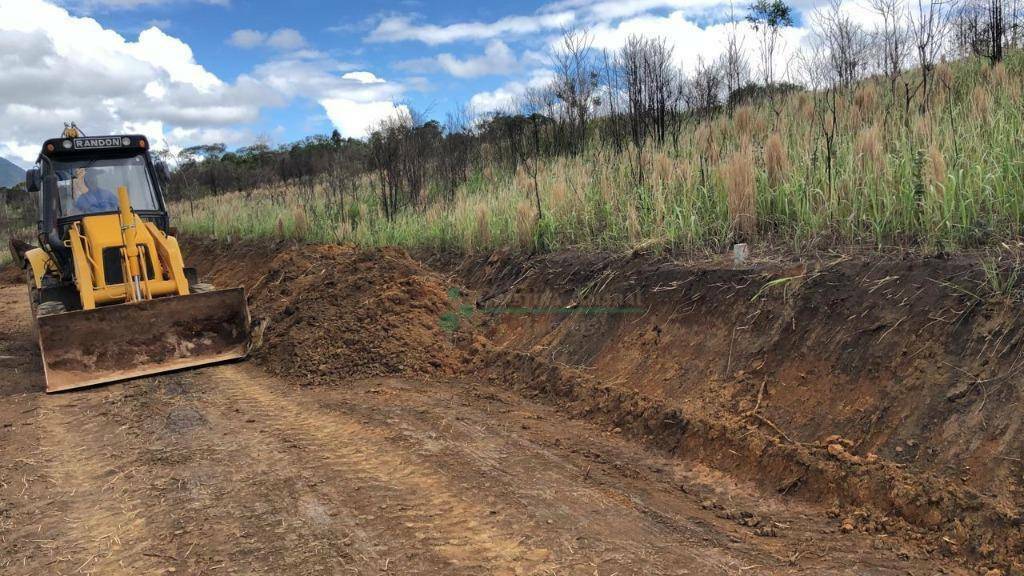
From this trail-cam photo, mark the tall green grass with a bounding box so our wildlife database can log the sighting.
[172,52,1024,254]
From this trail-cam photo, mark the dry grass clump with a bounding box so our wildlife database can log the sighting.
[549,170,570,211]
[292,207,308,240]
[855,124,884,173]
[764,133,789,187]
[989,62,1008,88]
[515,201,536,249]
[723,139,757,237]
[654,151,673,184]
[334,220,352,242]
[923,143,947,192]
[694,123,721,164]
[971,85,993,118]
[733,105,754,135]
[798,93,815,122]
[913,113,933,143]
[474,205,491,249]
[853,83,878,115]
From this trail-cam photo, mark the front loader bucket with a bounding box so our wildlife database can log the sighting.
[37,288,250,393]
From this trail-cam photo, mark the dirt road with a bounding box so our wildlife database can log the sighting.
[0,283,953,575]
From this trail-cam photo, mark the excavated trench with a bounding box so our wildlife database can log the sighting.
[4,238,1007,569]
[176,240,1024,569]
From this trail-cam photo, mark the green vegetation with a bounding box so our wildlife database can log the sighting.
[173,52,1024,254]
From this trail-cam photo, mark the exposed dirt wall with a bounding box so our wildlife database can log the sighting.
[455,252,1024,498]
[455,251,1024,568]
[183,238,1024,569]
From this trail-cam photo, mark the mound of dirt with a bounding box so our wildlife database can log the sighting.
[228,244,484,384]
[0,264,22,285]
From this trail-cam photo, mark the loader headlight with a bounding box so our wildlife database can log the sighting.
[122,137,131,146]
[62,140,72,149]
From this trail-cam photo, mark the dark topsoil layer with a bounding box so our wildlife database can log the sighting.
[0,264,22,285]
[8,240,1024,570]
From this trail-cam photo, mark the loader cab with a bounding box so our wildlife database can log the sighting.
[27,134,171,272]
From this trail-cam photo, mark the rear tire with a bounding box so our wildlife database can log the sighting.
[190,282,215,294]
[26,269,40,337]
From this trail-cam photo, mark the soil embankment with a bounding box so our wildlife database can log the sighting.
[185,239,1024,570]
[1,257,949,575]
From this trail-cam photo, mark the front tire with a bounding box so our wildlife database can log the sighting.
[37,300,67,317]
[25,269,39,316]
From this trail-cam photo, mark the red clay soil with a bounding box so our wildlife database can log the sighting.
[0,264,21,285]
[454,250,1024,569]
[186,239,1024,571]
[188,240,485,384]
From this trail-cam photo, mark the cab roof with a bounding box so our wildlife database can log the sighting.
[39,134,152,160]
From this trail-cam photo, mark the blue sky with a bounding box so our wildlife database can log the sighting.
[91,0,554,134]
[0,0,839,166]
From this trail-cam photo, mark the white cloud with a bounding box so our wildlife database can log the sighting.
[144,80,167,100]
[542,0,823,21]
[228,28,307,51]
[168,125,252,147]
[437,40,518,78]
[469,87,520,114]
[0,141,39,167]
[65,0,229,10]
[0,0,267,162]
[342,71,385,84]
[368,11,576,45]
[121,119,168,149]
[227,29,266,48]
[251,56,406,138]
[130,27,223,91]
[0,0,404,163]
[586,10,808,80]
[266,28,307,50]
[320,99,409,138]
[254,58,403,103]
[469,69,556,114]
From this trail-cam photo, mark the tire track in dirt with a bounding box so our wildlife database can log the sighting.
[312,378,948,575]
[132,373,375,575]
[210,364,936,575]
[36,394,167,575]
[323,380,752,573]
[212,364,553,575]
[0,282,956,575]
[2,373,386,575]
[333,383,794,571]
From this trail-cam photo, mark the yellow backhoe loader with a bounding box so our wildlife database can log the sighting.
[12,125,250,392]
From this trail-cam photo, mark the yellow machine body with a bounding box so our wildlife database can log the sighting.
[66,213,189,309]
[24,247,57,289]
[27,182,250,393]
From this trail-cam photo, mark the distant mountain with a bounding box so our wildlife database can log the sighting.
[0,157,24,189]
